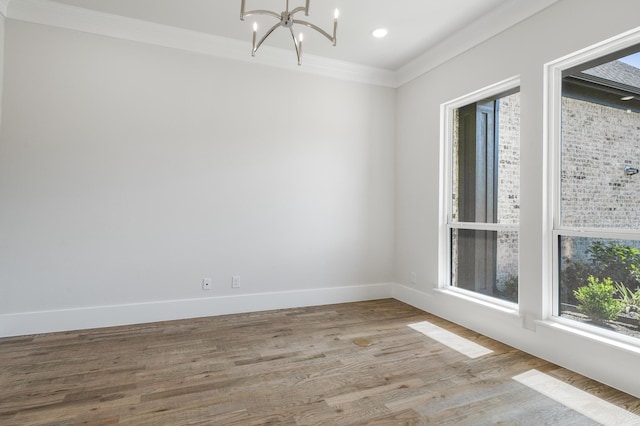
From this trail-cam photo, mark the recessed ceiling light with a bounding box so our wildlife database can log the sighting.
[621,95,635,101]
[372,28,389,38]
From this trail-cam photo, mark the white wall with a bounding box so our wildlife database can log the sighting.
[0,20,395,334]
[0,13,4,130]
[395,0,640,397]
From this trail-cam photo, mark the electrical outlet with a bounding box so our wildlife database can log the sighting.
[202,277,212,290]
[410,272,417,285]
[232,275,240,288]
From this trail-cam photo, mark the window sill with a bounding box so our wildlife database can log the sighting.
[536,318,640,356]
[433,288,520,316]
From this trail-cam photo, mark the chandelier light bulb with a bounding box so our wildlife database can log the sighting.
[251,22,257,55]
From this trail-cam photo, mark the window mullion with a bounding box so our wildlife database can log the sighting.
[449,222,519,232]
[555,227,640,241]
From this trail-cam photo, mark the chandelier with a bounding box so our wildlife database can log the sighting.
[240,0,339,66]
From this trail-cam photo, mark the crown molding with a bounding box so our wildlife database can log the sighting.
[396,0,561,87]
[4,0,561,88]
[5,0,397,87]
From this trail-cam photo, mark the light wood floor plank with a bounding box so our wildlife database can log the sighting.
[1,299,638,425]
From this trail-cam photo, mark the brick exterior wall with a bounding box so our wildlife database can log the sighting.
[452,93,640,293]
[496,93,520,289]
[562,97,640,229]
[560,97,640,263]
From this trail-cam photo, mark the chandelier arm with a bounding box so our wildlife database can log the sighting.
[254,22,281,55]
[289,6,308,16]
[241,9,280,20]
[289,27,302,66]
[293,20,335,45]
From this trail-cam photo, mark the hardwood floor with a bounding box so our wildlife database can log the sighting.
[1,299,638,425]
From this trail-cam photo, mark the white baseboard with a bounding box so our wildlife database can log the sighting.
[392,283,433,312]
[0,283,394,338]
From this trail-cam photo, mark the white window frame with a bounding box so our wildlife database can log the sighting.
[544,26,640,345]
[439,76,521,309]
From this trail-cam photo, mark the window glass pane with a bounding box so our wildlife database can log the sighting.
[561,48,640,229]
[559,235,640,340]
[452,91,520,225]
[451,229,519,303]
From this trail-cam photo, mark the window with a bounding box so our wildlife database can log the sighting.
[442,78,520,304]
[552,40,640,341]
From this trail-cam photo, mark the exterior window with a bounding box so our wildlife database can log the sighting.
[556,45,640,340]
[444,81,520,304]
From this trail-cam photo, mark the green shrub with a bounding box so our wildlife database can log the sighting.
[561,259,593,306]
[501,275,518,303]
[587,241,640,288]
[574,276,622,324]
[615,282,640,316]
[562,241,640,307]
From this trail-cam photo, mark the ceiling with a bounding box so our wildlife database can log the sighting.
[46,0,517,71]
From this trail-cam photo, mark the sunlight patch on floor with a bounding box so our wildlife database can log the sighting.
[408,321,493,359]
[513,369,640,426]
